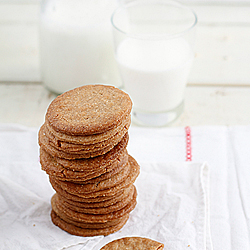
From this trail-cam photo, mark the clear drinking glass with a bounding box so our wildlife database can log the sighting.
[111,0,197,126]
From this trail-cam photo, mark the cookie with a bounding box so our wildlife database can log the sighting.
[100,237,164,250]
[50,155,140,198]
[39,125,129,159]
[52,159,131,194]
[43,121,130,153]
[49,177,129,203]
[51,209,129,229]
[51,132,129,171]
[46,85,132,136]
[40,148,128,182]
[58,185,134,209]
[52,180,134,205]
[63,157,128,184]
[51,187,137,223]
[70,159,127,184]
[56,185,136,214]
[51,210,129,236]
[45,114,131,145]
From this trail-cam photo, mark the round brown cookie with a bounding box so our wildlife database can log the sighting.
[44,122,130,154]
[41,158,127,184]
[51,178,133,205]
[43,157,128,184]
[45,114,131,145]
[100,237,164,250]
[40,148,104,178]
[56,185,136,214]
[41,133,129,172]
[51,155,140,198]
[39,125,129,159]
[62,158,128,184]
[40,148,128,182]
[46,84,132,136]
[51,188,137,223]
[53,159,131,194]
[50,178,127,203]
[51,210,129,236]
[58,185,134,209]
[51,209,129,229]
[53,133,128,171]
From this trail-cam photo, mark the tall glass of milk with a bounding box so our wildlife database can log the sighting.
[40,0,122,94]
[112,0,197,126]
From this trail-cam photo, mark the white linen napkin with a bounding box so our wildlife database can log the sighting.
[0,160,211,250]
[94,161,212,250]
[0,124,103,250]
[128,126,250,250]
[0,124,213,249]
[0,176,103,250]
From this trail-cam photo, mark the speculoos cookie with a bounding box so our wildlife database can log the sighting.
[44,114,131,145]
[56,185,136,214]
[40,148,128,182]
[100,237,164,250]
[51,188,137,223]
[39,126,129,159]
[51,209,130,230]
[50,133,129,172]
[43,122,130,154]
[51,210,129,237]
[57,185,134,209]
[51,178,133,204]
[50,155,140,198]
[45,85,132,136]
[52,159,131,194]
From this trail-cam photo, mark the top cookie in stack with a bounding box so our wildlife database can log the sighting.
[40,84,132,159]
[38,84,140,237]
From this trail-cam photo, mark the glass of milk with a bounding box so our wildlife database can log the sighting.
[111,0,197,126]
[39,0,122,94]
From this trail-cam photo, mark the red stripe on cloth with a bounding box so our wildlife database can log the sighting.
[185,126,192,161]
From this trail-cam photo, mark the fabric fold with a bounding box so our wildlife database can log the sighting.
[95,162,213,250]
[0,176,103,250]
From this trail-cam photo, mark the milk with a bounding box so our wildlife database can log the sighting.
[116,37,193,113]
[40,0,121,94]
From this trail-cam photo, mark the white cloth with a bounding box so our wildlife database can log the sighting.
[0,124,103,250]
[95,161,212,250]
[0,124,249,249]
[128,126,250,250]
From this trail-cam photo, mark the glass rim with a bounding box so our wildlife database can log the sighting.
[111,0,198,39]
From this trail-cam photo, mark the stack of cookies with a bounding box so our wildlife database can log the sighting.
[38,85,140,237]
